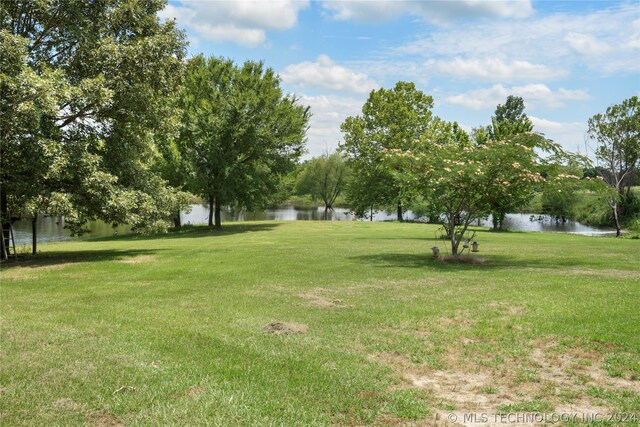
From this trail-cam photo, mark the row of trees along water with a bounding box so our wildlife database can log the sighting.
[1,2,638,259]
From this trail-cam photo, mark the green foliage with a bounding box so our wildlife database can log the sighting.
[491,95,534,141]
[588,96,640,235]
[177,55,310,228]
[0,0,188,243]
[540,163,586,221]
[341,81,437,220]
[387,129,569,254]
[294,152,349,213]
[476,96,536,229]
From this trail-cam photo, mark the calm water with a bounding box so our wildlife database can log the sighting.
[11,204,615,245]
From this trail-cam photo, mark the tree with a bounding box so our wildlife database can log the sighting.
[388,127,564,256]
[295,152,349,218]
[1,0,187,258]
[588,96,640,236]
[475,96,535,230]
[491,95,534,141]
[178,55,310,229]
[540,165,584,222]
[341,82,436,221]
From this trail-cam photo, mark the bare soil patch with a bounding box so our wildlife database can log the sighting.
[299,290,349,308]
[87,409,123,427]
[118,255,155,264]
[371,339,638,425]
[186,385,207,398]
[53,397,81,411]
[263,321,308,335]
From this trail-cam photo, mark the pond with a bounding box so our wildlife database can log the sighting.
[10,205,615,246]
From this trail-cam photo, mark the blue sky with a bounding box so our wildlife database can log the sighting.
[160,0,640,158]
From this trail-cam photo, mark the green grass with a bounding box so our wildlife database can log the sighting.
[1,221,639,426]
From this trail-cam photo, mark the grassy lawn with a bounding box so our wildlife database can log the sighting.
[1,221,639,426]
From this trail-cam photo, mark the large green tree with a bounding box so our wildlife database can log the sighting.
[1,0,187,258]
[178,55,310,229]
[341,81,436,221]
[473,96,535,230]
[588,96,640,236]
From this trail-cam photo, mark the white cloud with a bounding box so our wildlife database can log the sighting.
[428,57,565,81]
[445,84,589,110]
[298,95,365,157]
[322,0,533,23]
[159,1,309,46]
[345,60,431,86]
[564,32,611,56]
[281,55,379,94]
[394,4,639,74]
[530,116,589,153]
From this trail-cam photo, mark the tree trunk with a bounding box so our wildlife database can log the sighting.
[0,231,7,260]
[491,211,505,230]
[324,206,329,220]
[214,197,221,230]
[173,212,181,229]
[370,204,373,222]
[32,213,37,255]
[1,190,9,260]
[208,196,214,228]
[450,222,459,256]
[397,201,403,222]
[612,201,622,237]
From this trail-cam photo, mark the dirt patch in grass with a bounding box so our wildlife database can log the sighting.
[118,255,155,264]
[53,397,82,411]
[186,385,208,398]
[485,301,527,317]
[372,339,638,423]
[0,268,37,280]
[436,310,476,329]
[529,340,638,391]
[263,321,308,335]
[299,290,350,308]
[560,268,640,280]
[87,409,123,427]
[0,258,87,279]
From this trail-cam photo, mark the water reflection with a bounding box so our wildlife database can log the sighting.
[181,204,357,223]
[478,214,615,235]
[10,205,614,245]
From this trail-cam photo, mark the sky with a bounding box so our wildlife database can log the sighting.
[159,0,640,159]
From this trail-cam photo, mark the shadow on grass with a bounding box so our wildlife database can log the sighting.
[350,253,501,271]
[0,248,162,270]
[350,251,608,271]
[86,222,282,242]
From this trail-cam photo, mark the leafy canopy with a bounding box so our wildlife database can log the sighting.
[178,55,310,228]
[1,0,188,235]
[341,81,436,218]
[295,152,349,213]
